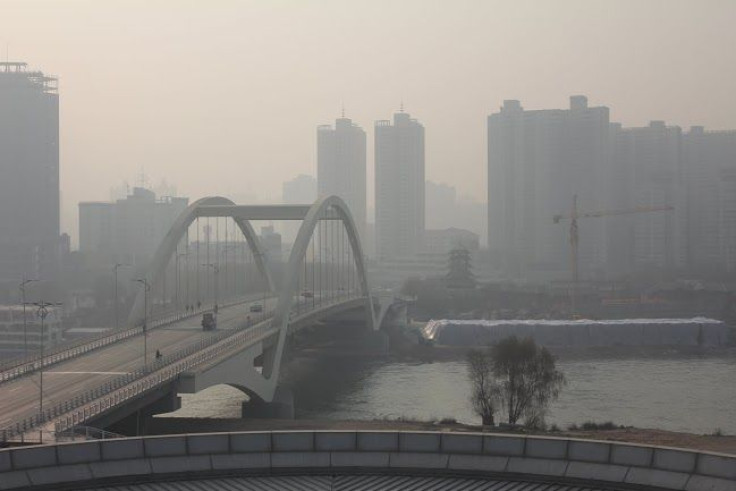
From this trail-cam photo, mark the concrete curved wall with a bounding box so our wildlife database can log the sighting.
[0,431,734,490]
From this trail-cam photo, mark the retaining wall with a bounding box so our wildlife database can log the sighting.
[0,431,734,490]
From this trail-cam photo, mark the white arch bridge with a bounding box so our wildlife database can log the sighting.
[0,196,394,444]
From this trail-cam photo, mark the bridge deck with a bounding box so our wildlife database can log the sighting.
[0,298,276,431]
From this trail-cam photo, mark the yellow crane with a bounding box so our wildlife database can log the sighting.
[553,194,673,316]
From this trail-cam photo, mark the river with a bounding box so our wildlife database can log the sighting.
[168,350,736,435]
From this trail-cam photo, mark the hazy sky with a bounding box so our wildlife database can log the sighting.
[2,0,735,242]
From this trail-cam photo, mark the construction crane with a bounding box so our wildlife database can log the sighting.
[553,194,674,316]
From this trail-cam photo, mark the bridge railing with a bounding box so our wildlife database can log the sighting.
[0,294,263,386]
[0,308,275,444]
[1,292,364,444]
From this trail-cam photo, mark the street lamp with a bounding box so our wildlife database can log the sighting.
[113,263,130,330]
[134,278,151,364]
[175,253,188,312]
[19,278,39,359]
[27,300,62,423]
[202,263,219,313]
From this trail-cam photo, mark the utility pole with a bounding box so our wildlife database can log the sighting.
[134,278,151,364]
[19,278,38,359]
[113,263,129,330]
[27,300,62,424]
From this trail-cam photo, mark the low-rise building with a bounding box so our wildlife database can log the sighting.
[0,304,62,354]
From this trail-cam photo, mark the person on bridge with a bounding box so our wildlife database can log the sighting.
[155,349,162,360]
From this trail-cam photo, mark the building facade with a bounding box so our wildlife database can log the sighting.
[0,62,60,283]
[375,111,425,261]
[0,305,62,355]
[317,118,366,243]
[487,96,610,279]
[611,122,685,273]
[488,95,736,280]
[79,187,188,266]
[683,127,736,273]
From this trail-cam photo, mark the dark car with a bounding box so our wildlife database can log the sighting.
[201,312,216,331]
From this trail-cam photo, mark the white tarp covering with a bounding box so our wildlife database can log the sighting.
[422,318,732,347]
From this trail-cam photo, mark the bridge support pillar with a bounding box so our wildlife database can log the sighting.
[242,386,294,419]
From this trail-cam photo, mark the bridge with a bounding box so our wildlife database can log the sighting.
[0,195,390,444]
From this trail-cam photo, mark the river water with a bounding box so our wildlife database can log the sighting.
[170,350,736,435]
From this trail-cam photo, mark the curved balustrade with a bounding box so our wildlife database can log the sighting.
[0,430,734,490]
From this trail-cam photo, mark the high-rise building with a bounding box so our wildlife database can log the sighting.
[487,96,610,279]
[317,117,366,242]
[0,62,60,282]
[375,110,425,260]
[683,127,736,273]
[79,187,189,266]
[612,121,685,272]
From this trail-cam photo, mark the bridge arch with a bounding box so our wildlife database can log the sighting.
[127,196,274,328]
[262,195,375,388]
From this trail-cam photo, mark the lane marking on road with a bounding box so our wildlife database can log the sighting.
[46,371,128,375]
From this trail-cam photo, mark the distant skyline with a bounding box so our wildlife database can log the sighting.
[2,0,735,242]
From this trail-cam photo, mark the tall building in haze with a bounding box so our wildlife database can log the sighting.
[0,62,60,282]
[317,117,366,242]
[611,122,685,273]
[682,127,736,273]
[487,96,610,279]
[375,110,425,260]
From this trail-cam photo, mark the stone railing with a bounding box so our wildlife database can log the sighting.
[0,431,734,490]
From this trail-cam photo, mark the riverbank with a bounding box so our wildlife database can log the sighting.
[149,417,736,455]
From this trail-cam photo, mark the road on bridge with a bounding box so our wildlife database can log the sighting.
[0,297,276,430]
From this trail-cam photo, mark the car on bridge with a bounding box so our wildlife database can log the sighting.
[301,290,314,298]
[201,312,217,331]
[249,303,263,313]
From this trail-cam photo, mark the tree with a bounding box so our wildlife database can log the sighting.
[466,349,497,425]
[445,247,476,289]
[491,336,565,425]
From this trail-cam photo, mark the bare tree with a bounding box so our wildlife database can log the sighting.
[491,336,565,425]
[466,349,497,425]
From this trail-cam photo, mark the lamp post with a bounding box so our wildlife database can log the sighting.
[202,263,219,313]
[175,253,188,313]
[134,278,151,364]
[19,278,39,359]
[113,263,129,330]
[27,300,62,424]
